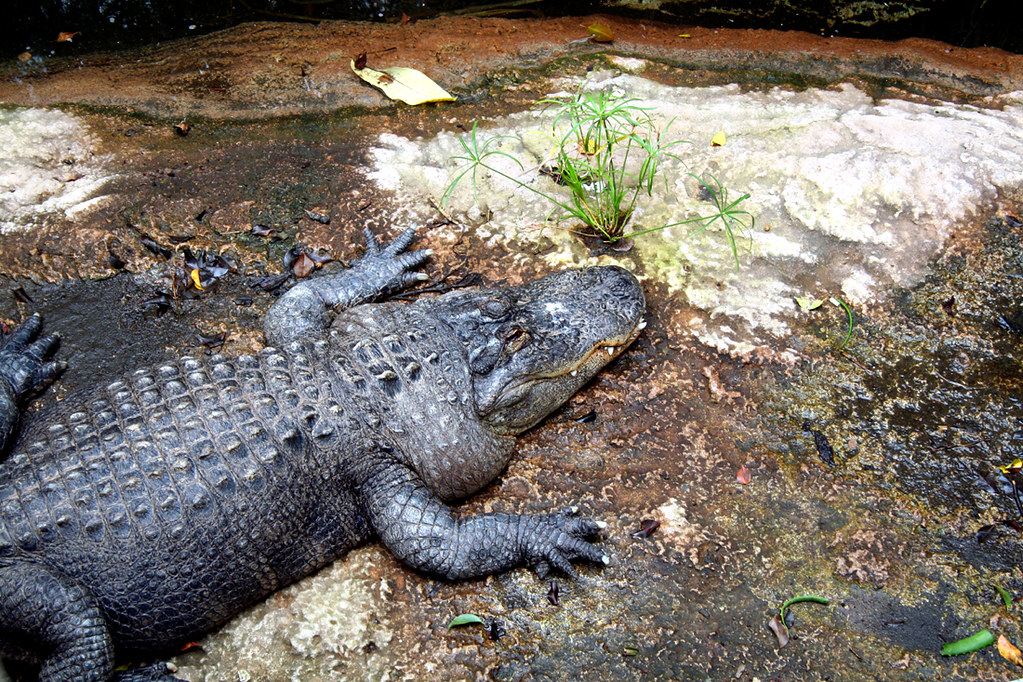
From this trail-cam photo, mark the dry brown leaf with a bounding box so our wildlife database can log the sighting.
[737,464,751,485]
[998,634,1023,665]
[291,252,316,279]
[768,614,789,647]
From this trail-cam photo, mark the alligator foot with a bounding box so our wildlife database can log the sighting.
[1,313,65,455]
[525,507,610,579]
[0,313,65,400]
[343,226,433,301]
[263,227,433,348]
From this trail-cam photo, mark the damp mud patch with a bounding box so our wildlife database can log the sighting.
[758,205,1023,526]
[0,107,115,235]
[367,70,1023,361]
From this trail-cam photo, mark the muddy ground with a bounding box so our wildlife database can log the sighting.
[2,14,1023,682]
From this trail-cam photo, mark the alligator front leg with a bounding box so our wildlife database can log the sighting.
[0,314,64,457]
[263,228,432,348]
[360,459,609,580]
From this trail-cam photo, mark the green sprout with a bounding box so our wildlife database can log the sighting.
[443,86,753,265]
[829,297,855,348]
[642,173,754,269]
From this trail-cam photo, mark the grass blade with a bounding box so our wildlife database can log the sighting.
[941,629,996,656]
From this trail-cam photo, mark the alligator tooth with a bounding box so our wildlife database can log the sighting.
[606,346,616,356]
[637,318,647,330]
[570,370,578,377]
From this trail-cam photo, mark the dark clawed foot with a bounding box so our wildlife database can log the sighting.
[526,509,611,579]
[0,313,65,401]
[114,662,185,682]
[356,227,433,296]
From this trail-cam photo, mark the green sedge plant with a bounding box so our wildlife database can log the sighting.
[442,86,754,267]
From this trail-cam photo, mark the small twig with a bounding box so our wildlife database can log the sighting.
[236,0,323,22]
[935,371,978,391]
[390,254,478,301]
[427,197,458,226]
[837,350,875,375]
[445,0,543,16]
[929,443,976,453]
[1011,478,1023,519]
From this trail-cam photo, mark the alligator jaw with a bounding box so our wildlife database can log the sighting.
[536,315,647,382]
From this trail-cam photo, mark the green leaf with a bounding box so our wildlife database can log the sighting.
[447,614,485,629]
[995,584,1013,610]
[781,595,830,612]
[796,297,824,311]
[941,628,996,656]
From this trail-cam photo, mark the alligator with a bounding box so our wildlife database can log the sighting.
[0,228,646,682]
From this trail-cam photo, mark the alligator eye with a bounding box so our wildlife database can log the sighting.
[500,325,531,352]
[481,299,510,319]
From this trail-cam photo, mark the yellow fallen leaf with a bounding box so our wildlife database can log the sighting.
[679,34,692,38]
[711,131,727,147]
[587,24,614,43]
[350,61,456,105]
[999,634,1023,665]
[999,458,1023,474]
[190,269,204,291]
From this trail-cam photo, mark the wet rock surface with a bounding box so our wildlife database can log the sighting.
[2,15,1023,682]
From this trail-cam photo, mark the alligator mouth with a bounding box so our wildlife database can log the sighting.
[549,315,647,381]
[483,316,647,417]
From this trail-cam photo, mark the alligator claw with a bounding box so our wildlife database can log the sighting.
[0,313,65,401]
[525,510,609,579]
[352,227,432,298]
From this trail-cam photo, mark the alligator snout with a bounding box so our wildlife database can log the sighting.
[584,265,646,328]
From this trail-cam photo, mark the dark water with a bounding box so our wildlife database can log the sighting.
[1,0,1019,60]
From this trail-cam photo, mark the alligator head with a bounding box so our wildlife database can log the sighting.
[431,266,646,435]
